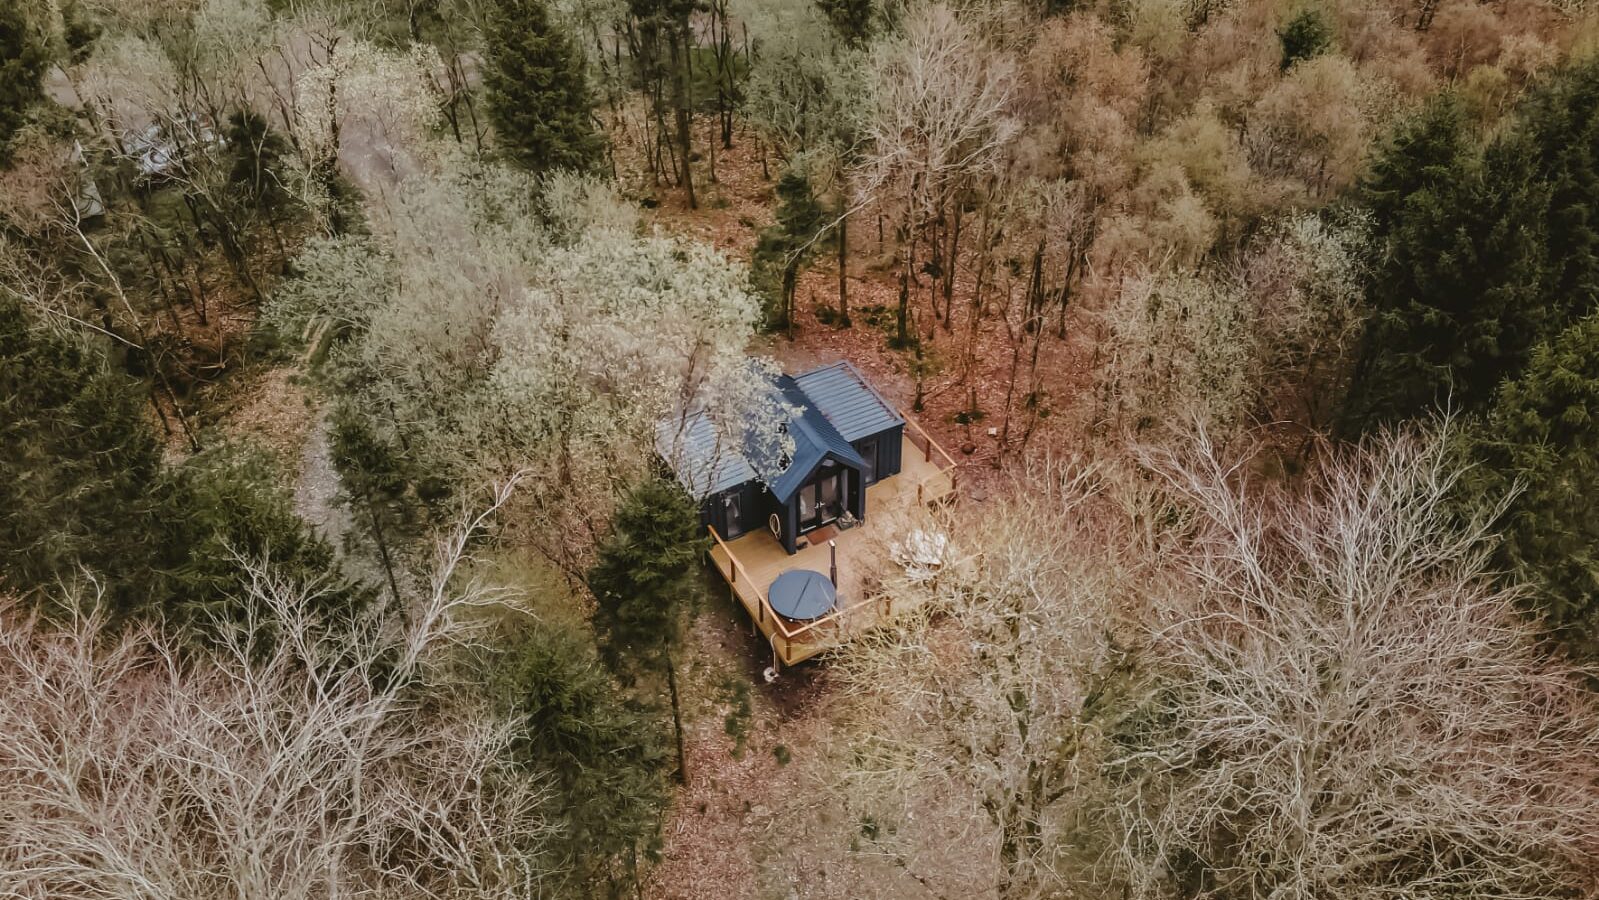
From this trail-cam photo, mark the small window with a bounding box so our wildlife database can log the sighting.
[859,439,878,484]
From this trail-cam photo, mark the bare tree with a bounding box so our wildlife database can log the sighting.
[1111,422,1599,900]
[0,476,557,900]
[854,2,1018,346]
[830,462,1146,899]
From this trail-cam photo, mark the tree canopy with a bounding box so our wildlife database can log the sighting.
[483,0,604,174]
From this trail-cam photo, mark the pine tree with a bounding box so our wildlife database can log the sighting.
[331,406,415,612]
[1464,314,1599,660]
[152,444,370,630]
[482,0,604,175]
[0,296,363,629]
[588,477,703,783]
[752,170,827,332]
[492,621,670,892]
[1277,8,1332,71]
[1343,64,1599,432]
[0,0,48,162]
[0,296,163,612]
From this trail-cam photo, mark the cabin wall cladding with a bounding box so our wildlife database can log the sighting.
[701,480,765,540]
[859,425,904,484]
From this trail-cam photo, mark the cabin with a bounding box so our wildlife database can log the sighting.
[658,360,907,555]
[657,360,959,670]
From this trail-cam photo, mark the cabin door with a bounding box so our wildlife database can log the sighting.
[798,461,847,532]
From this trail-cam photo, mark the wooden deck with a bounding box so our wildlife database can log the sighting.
[706,416,959,668]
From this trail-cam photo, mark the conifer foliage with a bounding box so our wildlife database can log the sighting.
[1467,314,1599,659]
[483,0,604,174]
[588,477,704,782]
[0,0,47,160]
[752,170,828,331]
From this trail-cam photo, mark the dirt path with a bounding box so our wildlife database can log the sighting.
[293,407,349,541]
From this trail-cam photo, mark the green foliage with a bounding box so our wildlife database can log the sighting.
[483,0,604,175]
[0,296,162,610]
[817,0,874,46]
[0,296,362,628]
[0,0,48,162]
[225,111,298,217]
[589,476,703,678]
[329,402,436,604]
[1277,8,1332,71]
[153,444,370,627]
[1463,314,1599,659]
[751,170,827,330]
[490,621,670,892]
[1345,65,1599,431]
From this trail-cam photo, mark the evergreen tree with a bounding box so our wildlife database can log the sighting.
[1464,314,1599,660]
[588,477,703,783]
[0,0,48,162]
[482,0,604,175]
[1344,65,1599,431]
[0,296,362,628]
[492,621,671,894]
[152,444,370,630]
[751,170,827,332]
[0,296,163,611]
[1277,8,1332,71]
[817,0,874,47]
[331,406,415,611]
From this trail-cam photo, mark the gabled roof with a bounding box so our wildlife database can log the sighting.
[793,360,905,442]
[766,375,864,503]
[657,362,895,501]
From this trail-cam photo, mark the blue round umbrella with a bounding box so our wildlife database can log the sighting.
[767,569,837,621]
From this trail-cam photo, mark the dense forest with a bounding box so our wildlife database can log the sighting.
[3,0,1599,896]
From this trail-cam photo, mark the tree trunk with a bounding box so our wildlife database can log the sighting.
[365,494,405,624]
[782,263,798,336]
[836,202,851,327]
[666,644,688,784]
[943,200,963,332]
[897,208,916,347]
[669,25,697,210]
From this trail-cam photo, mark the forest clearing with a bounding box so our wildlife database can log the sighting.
[5,0,1599,897]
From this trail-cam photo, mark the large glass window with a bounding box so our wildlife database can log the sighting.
[819,470,841,520]
[859,440,878,484]
[799,462,846,532]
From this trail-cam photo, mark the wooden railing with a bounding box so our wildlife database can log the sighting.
[706,525,890,656]
[705,417,960,665]
[901,408,961,471]
[900,409,960,505]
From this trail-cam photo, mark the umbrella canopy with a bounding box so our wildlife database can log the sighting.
[767,569,837,621]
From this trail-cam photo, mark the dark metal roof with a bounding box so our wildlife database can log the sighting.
[655,411,756,498]
[766,375,864,503]
[793,360,905,442]
[658,363,893,501]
